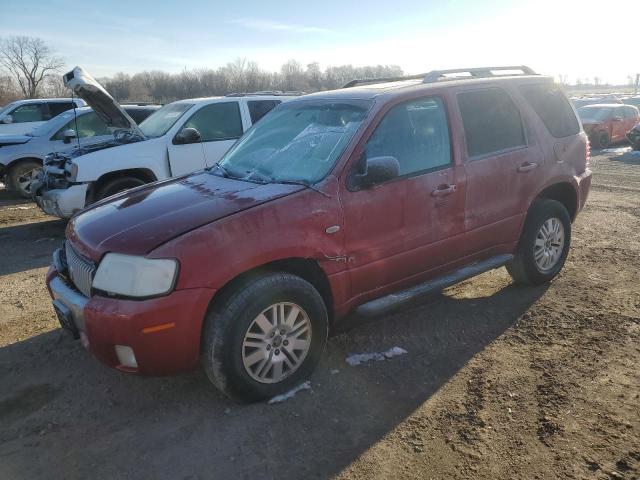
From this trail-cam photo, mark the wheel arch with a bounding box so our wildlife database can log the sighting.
[534,181,579,222]
[204,257,335,331]
[90,168,158,201]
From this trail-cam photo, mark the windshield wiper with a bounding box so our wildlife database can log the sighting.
[208,162,233,178]
[274,179,331,198]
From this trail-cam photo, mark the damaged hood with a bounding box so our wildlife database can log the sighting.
[0,134,31,146]
[67,171,303,260]
[63,66,145,139]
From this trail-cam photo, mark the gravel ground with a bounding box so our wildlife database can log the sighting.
[0,150,638,480]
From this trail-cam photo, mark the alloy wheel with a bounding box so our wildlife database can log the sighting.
[242,302,312,384]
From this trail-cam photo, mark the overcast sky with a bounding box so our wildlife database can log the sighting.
[0,0,635,84]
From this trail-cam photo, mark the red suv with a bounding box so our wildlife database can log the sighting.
[46,66,592,402]
[577,103,640,149]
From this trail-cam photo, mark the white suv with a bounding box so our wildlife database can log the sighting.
[0,98,86,135]
[33,67,298,218]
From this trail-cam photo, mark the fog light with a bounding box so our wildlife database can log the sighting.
[115,345,138,368]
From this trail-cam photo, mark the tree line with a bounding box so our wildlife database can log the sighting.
[0,35,403,106]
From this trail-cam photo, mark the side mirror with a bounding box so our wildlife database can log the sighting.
[351,155,400,190]
[63,129,77,144]
[1,114,13,124]
[174,127,202,145]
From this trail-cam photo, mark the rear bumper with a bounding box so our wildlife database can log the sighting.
[46,265,215,375]
[35,184,88,218]
[575,168,592,216]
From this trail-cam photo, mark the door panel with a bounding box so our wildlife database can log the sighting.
[168,102,243,176]
[341,96,466,299]
[456,87,544,253]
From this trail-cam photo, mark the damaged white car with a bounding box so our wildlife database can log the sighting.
[33,66,298,218]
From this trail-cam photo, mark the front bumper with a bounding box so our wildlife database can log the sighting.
[45,263,215,375]
[35,184,88,218]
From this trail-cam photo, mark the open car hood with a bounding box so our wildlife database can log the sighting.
[63,66,145,139]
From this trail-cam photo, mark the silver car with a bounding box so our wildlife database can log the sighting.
[0,104,159,197]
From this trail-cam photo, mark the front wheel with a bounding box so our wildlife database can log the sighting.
[8,160,41,198]
[507,199,571,285]
[201,272,328,402]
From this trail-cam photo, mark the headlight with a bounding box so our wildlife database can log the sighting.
[67,162,78,181]
[92,253,178,298]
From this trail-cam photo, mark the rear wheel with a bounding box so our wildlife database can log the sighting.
[201,272,328,402]
[507,199,571,285]
[7,160,41,198]
[591,131,610,149]
[96,176,146,200]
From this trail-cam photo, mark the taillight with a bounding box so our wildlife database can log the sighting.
[585,138,591,168]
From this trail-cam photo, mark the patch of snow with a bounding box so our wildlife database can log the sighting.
[345,346,408,366]
[601,146,631,154]
[267,381,311,404]
[6,205,34,211]
[330,369,340,375]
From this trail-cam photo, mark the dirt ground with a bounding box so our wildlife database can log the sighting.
[0,150,638,480]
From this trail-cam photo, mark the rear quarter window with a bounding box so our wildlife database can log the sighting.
[519,84,580,138]
[457,87,526,158]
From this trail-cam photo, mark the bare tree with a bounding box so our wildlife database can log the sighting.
[0,36,64,98]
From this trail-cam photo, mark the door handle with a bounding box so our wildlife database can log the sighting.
[431,184,457,197]
[517,162,538,172]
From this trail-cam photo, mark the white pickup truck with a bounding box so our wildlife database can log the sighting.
[33,67,298,218]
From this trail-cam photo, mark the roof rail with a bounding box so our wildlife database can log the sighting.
[422,65,537,83]
[225,91,304,97]
[343,74,427,88]
[342,65,537,89]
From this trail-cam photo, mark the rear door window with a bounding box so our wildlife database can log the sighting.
[457,88,526,158]
[48,102,75,118]
[248,100,281,124]
[365,97,451,176]
[623,106,638,119]
[181,102,243,141]
[520,83,580,138]
[9,103,46,123]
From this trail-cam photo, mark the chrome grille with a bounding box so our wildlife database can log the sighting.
[65,242,95,298]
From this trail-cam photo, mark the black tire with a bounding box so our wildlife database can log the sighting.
[632,141,640,151]
[507,199,571,285]
[96,176,146,200]
[7,160,41,199]
[591,131,610,149]
[201,272,328,402]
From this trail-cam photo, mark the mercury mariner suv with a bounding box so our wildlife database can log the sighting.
[45,66,592,402]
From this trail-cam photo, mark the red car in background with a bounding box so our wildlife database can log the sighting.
[577,104,640,148]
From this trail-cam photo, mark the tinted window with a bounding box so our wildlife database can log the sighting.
[458,88,526,158]
[365,97,451,176]
[182,102,243,142]
[53,112,110,140]
[49,102,75,117]
[520,84,580,138]
[248,100,280,124]
[126,108,156,124]
[10,103,45,123]
[623,106,638,119]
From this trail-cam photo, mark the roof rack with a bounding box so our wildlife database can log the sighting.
[343,65,537,88]
[225,91,304,97]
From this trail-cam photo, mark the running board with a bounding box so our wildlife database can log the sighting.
[355,254,514,317]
